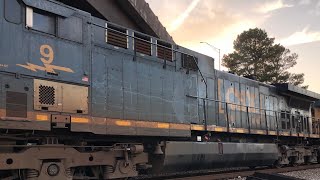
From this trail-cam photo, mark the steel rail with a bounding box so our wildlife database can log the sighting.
[163,164,320,180]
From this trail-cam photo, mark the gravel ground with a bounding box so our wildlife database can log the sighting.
[228,177,246,180]
[280,168,320,180]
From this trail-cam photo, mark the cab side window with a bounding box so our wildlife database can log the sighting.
[26,7,83,42]
[4,0,22,24]
[26,7,56,35]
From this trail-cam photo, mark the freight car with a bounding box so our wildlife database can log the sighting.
[1,0,320,179]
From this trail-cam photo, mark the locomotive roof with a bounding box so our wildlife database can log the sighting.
[217,70,320,101]
[274,83,320,101]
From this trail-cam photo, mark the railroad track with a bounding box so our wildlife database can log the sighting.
[161,164,320,180]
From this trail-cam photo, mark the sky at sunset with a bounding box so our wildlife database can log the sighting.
[145,0,320,92]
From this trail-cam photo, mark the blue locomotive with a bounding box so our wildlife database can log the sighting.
[0,0,320,179]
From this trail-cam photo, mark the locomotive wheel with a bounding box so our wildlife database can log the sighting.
[274,161,283,169]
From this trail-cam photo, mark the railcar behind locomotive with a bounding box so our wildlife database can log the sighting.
[1,0,320,179]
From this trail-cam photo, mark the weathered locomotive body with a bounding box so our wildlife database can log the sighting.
[1,0,320,179]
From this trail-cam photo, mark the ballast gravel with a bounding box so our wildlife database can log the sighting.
[280,168,320,180]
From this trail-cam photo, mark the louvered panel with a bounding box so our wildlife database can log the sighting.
[135,33,151,56]
[157,41,172,61]
[181,53,198,71]
[6,91,27,118]
[107,26,128,49]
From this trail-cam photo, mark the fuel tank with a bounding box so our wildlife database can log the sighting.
[152,141,279,172]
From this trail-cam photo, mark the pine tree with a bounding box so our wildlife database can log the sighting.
[222,28,307,88]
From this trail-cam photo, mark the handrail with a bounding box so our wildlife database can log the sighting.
[186,94,313,117]
[187,94,315,135]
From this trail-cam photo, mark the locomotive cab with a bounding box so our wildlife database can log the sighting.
[1,0,91,130]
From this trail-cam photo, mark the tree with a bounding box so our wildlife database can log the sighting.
[222,28,307,88]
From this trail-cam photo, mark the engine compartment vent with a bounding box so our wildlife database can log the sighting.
[34,79,88,114]
[182,53,198,71]
[6,91,27,118]
[106,24,128,49]
[39,85,55,105]
[134,33,151,56]
[157,40,172,61]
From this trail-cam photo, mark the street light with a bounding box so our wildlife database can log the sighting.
[200,42,221,70]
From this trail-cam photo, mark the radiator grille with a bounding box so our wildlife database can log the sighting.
[182,53,198,71]
[6,91,27,118]
[107,24,128,49]
[135,33,151,56]
[39,85,55,105]
[157,41,172,61]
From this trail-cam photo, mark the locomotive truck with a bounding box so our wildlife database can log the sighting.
[1,0,320,179]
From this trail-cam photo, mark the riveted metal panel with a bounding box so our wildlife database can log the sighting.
[58,15,83,43]
[173,72,185,123]
[272,96,278,130]
[137,59,151,121]
[150,64,163,122]
[269,96,275,130]
[260,94,266,130]
[62,83,88,114]
[92,51,107,117]
[163,67,174,123]
[234,82,241,128]
[106,51,124,119]
[92,17,106,47]
[207,78,216,125]
[217,78,226,127]
[265,95,270,130]
[254,87,260,130]
[225,80,236,128]
[198,73,207,125]
[240,83,247,128]
[0,0,3,22]
[123,54,138,120]
[245,85,253,129]
[4,0,22,24]
[250,86,257,129]
[185,73,198,124]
